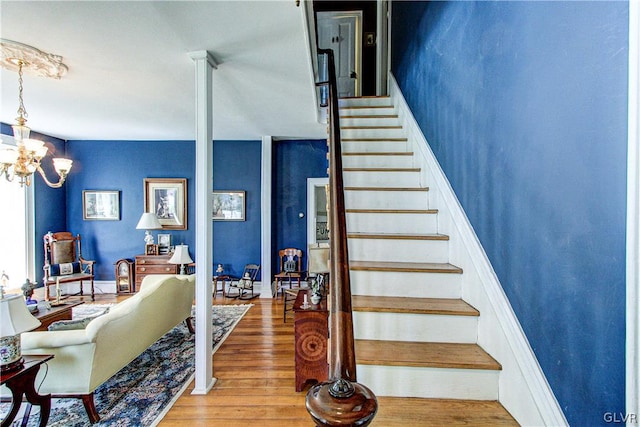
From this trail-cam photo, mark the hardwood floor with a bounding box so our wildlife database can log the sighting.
[79,292,517,426]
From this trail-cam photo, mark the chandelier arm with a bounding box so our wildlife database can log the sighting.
[1,165,15,183]
[36,165,65,188]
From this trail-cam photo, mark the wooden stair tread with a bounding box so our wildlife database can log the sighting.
[342,137,408,142]
[356,340,501,370]
[350,260,463,274]
[345,186,429,191]
[343,151,413,156]
[339,105,394,109]
[348,232,449,241]
[346,208,438,214]
[342,126,402,131]
[352,295,479,316]
[374,397,518,426]
[340,115,399,119]
[343,167,420,172]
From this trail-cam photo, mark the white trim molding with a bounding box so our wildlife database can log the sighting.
[260,136,273,298]
[390,75,567,426]
[627,0,640,422]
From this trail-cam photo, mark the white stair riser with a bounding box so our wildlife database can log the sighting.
[354,312,478,343]
[343,141,410,153]
[340,116,400,127]
[341,128,406,139]
[344,170,421,187]
[348,238,449,263]
[350,270,462,299]
[356,365,499,400]
[345,190,429,210]
[340,97,393,108]
[342,154,413,168]
[346,212,438,234]
[339,106,397,116]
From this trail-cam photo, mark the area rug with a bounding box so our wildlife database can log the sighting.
[0,304,252,427]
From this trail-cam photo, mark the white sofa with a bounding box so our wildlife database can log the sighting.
[21,274,195,423]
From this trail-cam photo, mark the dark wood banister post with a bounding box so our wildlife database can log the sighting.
[305,48,378,427]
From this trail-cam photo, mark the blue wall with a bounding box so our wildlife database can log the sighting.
[391,1,627,425]
[54,139,263,281]
[273,139,328,274]
[212,140,262,279]
[65,140,196,280]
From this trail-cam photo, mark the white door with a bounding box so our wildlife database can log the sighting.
[317,11,362,98]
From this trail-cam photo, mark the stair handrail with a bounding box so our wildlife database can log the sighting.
[305,48,378,427]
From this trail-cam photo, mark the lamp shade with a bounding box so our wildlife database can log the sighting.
[136,212,161,230]
[169,245,193,265]
[0,294,41,337]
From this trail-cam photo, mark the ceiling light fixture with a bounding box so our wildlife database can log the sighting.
[0,39,72,188]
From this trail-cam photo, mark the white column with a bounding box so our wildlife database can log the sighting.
[189,50,217,394]
[260,136,273,298]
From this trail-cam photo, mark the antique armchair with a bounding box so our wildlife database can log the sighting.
[226,264,261,300]
[43,231,95,301]
[273,248,305,298]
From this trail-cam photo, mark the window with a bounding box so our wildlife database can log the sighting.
[0,179,34,292]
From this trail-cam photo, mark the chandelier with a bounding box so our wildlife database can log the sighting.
[0,39,72,188]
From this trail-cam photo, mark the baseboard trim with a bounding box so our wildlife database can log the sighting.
[390,74,567,426]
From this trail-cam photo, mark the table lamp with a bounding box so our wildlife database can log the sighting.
[0,294,41,372]
[136,212,162,247]
[169,245,193,275]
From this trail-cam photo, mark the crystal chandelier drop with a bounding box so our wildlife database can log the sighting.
[0,40,72,188]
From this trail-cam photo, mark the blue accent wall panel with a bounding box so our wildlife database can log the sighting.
[391,2,627,425]
[212,140,262,279]
[273,139,328,274]
[65,140,196,280]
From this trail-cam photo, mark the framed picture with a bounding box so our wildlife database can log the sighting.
[157,233,171,255]
[157,233,171,247]
[145,244,158,256]
[212,191,245,221]
[144,178,187,230]
[83,190,120,220]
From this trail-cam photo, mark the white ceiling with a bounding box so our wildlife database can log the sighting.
[0,1,327,141]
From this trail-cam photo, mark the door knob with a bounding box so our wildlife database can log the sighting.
[350,71,357,79]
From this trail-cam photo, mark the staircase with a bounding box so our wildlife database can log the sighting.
[339,96,518,424]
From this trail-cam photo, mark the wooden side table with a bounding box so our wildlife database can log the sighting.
[1,354,53,427]
[293,289,328,392]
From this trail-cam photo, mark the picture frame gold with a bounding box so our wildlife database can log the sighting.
[144,178,187,230]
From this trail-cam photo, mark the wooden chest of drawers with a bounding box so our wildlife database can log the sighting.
[135,254,178,288]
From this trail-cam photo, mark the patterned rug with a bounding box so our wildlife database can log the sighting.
[1,304,252,427]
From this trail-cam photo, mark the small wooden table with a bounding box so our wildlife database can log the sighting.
[293,289,328,392]
[33,300,84,331]
[1,355,54,427]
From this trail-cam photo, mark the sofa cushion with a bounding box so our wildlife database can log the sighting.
[48,262,82,276]
[48,317,94,331]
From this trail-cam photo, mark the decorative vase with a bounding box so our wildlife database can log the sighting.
[311,294,321,305]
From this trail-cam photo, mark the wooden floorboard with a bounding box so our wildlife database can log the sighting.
[81,293,516,426]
